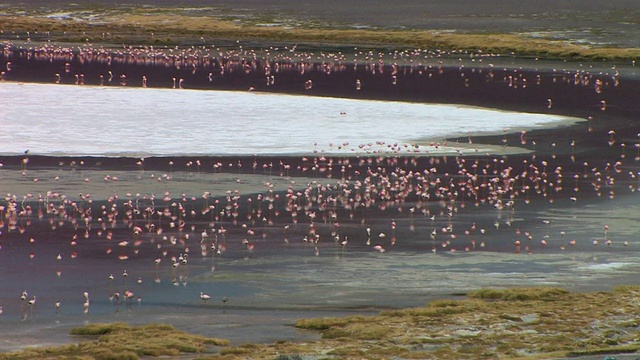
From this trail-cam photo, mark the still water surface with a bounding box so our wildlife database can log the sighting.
[0,82,580,156]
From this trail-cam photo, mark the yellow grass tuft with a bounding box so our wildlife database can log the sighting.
[0,323,229,360]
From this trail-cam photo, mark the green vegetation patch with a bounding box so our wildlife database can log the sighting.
[1,6,640,60]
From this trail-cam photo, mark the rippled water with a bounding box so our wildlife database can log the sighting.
[0,82,580,156]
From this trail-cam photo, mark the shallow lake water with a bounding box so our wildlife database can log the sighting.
[1,49,640,356]
[1,160,639,352]
[0,82,581,157]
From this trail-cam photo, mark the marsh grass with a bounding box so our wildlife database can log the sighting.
[567,344,640,357]
[294,315,376,330]
[0,323,229,360]
[280,286,640,360]
[3,288,640,359]
[468,286,569,301]
[69,322,131,335]
[1,6,639,60]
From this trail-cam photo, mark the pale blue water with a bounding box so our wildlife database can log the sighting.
[0,82,580,156]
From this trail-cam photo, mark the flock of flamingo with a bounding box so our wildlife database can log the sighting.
[0,37,639,325]
[0,39,625,104]
[1,134,639,319]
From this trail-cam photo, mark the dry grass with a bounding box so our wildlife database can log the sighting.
[0,322,229,360]
[467,286,570,301]
[1,6,639,60]
[205,286,640,359]
[3,287,640,359]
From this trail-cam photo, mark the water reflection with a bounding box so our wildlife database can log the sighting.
[0,82,581,157]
